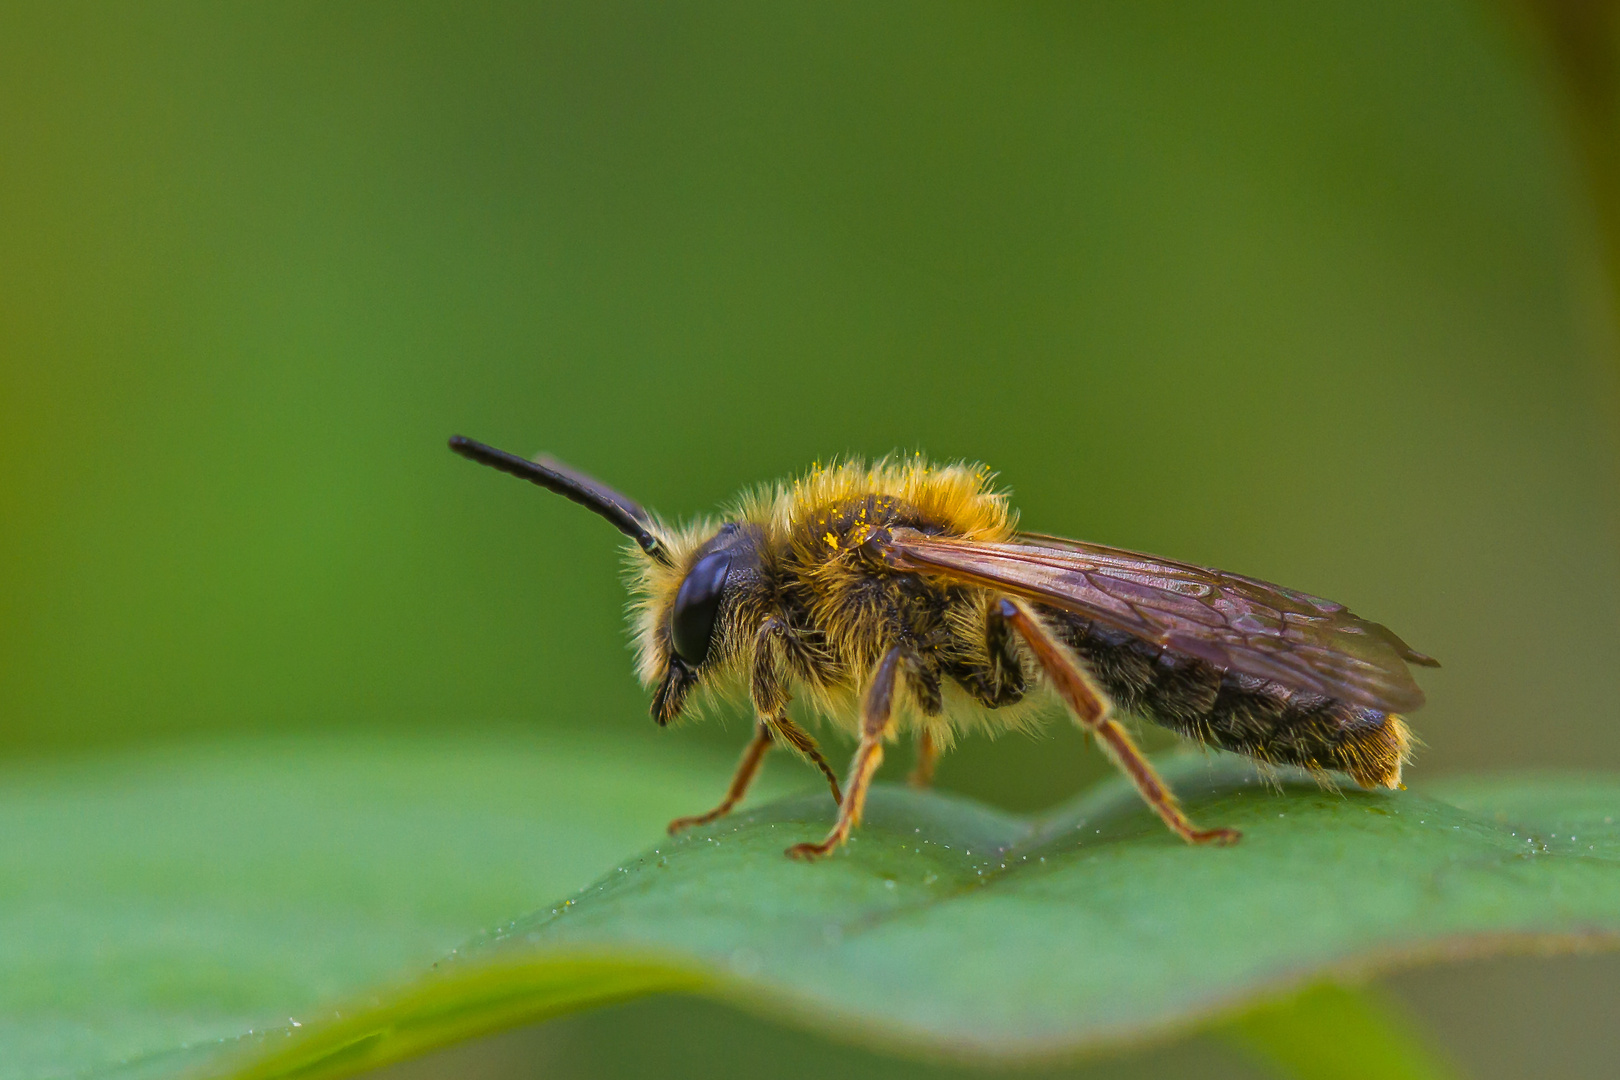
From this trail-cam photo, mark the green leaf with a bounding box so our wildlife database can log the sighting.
[0,730,790,1080]
[35,741,1614,1080]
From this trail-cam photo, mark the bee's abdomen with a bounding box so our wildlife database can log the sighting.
[1051,613,1408,789]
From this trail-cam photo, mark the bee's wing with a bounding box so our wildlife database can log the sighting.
[885,531,1437,713]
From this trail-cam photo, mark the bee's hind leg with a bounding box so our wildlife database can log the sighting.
[1000,598,1240,846]
[668,721,775,834]
[909,727,940,788]
[787,646,902,860]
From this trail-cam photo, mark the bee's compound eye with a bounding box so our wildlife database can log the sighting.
[670,549,732,665]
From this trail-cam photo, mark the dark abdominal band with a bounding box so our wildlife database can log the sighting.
[1048,609,1399,784]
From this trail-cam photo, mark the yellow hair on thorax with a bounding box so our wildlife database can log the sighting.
[624,455,1040,740]
[736,454,1016,547]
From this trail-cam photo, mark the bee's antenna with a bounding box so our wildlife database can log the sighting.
[449,435,671,565]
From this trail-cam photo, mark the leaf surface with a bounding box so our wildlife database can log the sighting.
[52,747,1620,1078]
[0,731,778,1080]
[6,736,1618,1079]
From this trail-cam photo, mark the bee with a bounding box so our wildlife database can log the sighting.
[450,436,1438,859]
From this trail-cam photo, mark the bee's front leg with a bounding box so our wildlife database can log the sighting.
[667,721,775,835]
[753,618,841,805]
[766,713,843,806]
[787,645,902,860]
[668,620,840,837]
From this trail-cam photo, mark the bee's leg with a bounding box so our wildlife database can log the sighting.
[667,721,775,834]
[768,714,843,805]
[897,650,942,787]
[909,727,940,788]
[786,645,902,860]
[959,601,1029,708]
[752,618,842,806]
[1000,598,1241,846]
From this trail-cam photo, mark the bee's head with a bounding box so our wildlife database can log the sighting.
[448,436,760,726]
[637,520,765,725]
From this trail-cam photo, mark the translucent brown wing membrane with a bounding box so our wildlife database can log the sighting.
[885,530,1437,714]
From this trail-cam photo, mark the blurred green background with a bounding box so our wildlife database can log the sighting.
[3,1,1618,1077]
